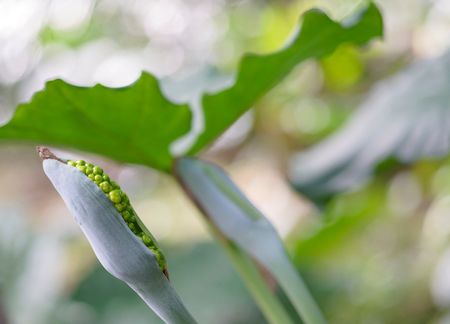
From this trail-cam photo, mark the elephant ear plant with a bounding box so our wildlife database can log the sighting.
[1,3,383,324]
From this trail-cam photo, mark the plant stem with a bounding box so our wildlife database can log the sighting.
[214,231,294,324]
[271,253,326,324]
[205,161,326,323]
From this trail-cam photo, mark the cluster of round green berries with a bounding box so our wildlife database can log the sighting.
[67,159,166,272]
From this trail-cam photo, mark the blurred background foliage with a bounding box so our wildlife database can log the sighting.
[2,0,450,323]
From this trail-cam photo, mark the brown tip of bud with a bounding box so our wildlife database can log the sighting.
[36,146,66,163]
[163,268,170,280]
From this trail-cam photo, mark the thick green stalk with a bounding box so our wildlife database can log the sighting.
[203,161,325,322]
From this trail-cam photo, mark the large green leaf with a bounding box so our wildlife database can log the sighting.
[289,50,450,204]
[0,74,191,171]
[189,2,382,153]
[0,3,382,171]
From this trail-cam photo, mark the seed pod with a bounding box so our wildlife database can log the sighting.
[38,147,195,324]
[61,157,167,274]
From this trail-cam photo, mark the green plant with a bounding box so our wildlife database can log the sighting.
[0,3,383,324]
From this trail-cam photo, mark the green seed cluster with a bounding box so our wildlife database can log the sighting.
[67,159,166,271]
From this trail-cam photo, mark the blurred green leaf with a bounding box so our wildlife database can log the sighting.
[289,51,450,204]
[0,3,381,171]
[292,183,385,263]
[289,179,435,324]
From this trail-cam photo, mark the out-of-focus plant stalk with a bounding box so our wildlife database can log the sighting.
[210,224,294,324]
[174,157,326,324]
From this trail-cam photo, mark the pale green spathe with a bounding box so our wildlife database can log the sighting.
[44,159,196,324]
